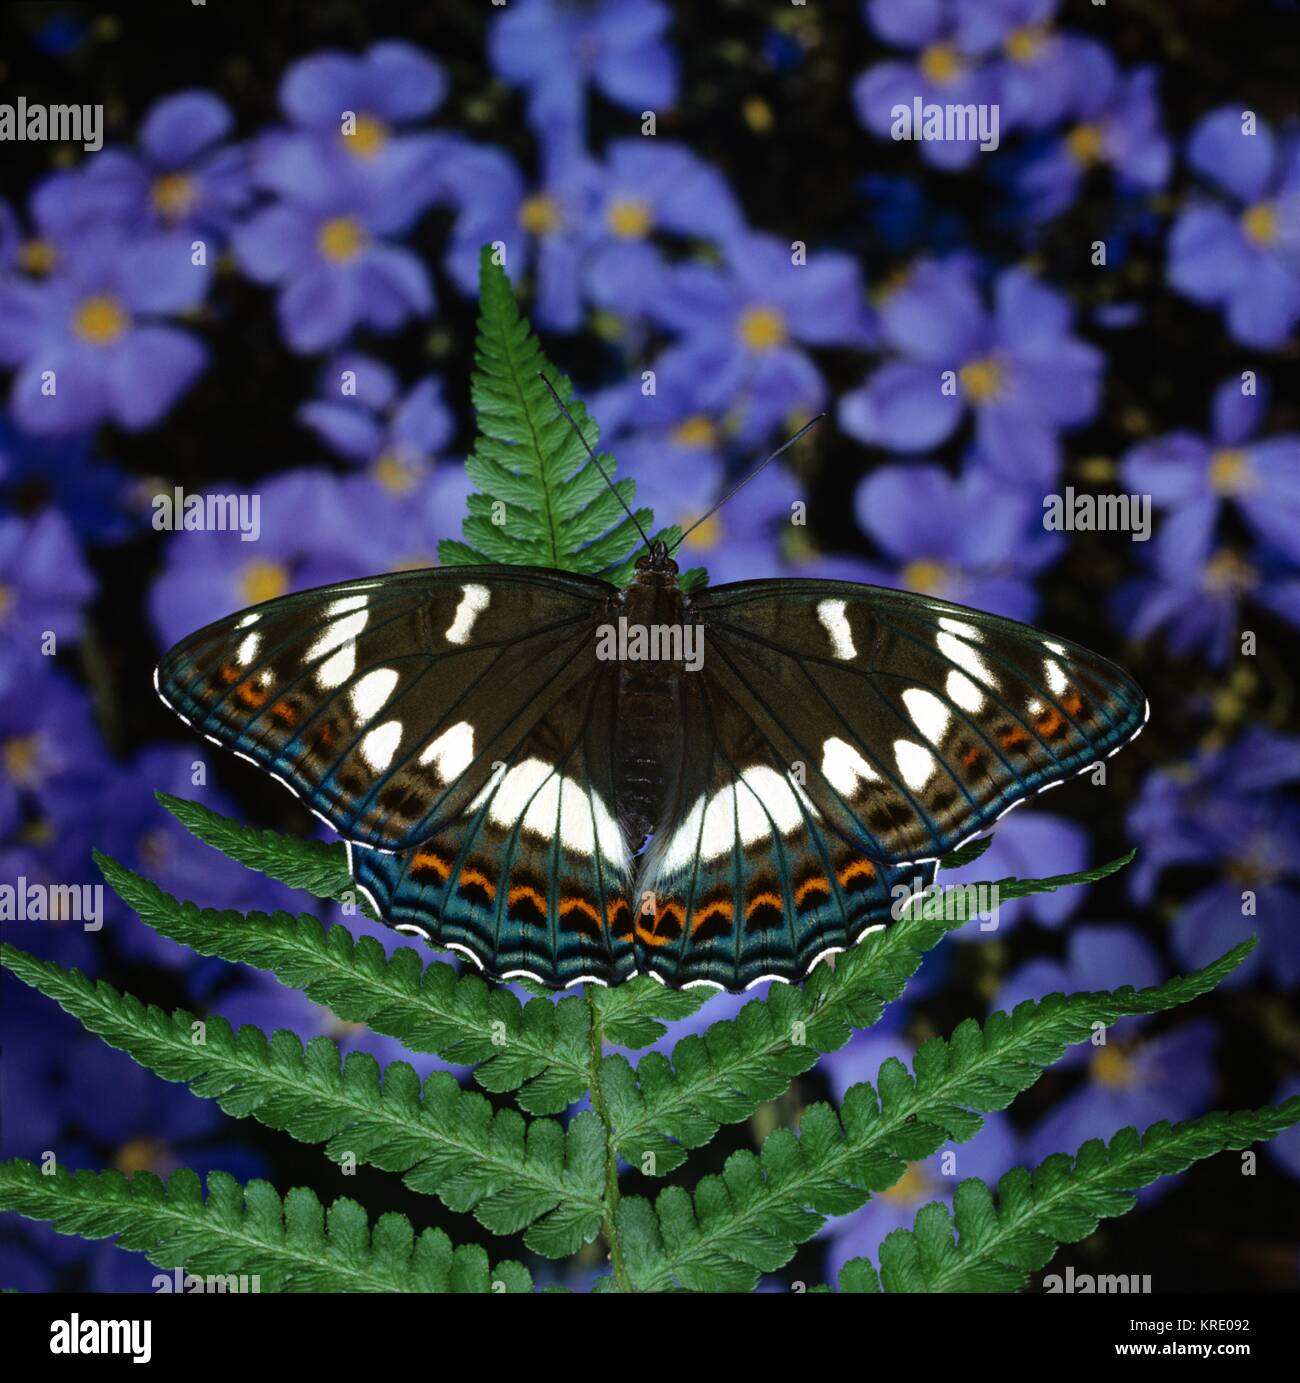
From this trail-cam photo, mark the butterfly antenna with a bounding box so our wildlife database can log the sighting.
[538,373,652,552]
[669,413,825,554]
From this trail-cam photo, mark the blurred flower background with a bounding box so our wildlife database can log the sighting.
[1,0,1298,1292]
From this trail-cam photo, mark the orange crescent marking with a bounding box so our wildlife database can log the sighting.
[999,725,1032,749]
[270,699,299,727]
[457,867,496,901]
[234,681,270,710]
[559,895,602,927]
[794,875,830,906]
[410,850,452,880]
[1034,707,1064,737]
[508,884,549,912]
[744,891,783,920]
[689,898,734,933]
[836,858,877,887]
[1062,690,1084,715]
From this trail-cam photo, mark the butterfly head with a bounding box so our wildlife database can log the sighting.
[636,540,678,577]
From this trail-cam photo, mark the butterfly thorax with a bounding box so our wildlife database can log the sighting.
[612,561,693,854]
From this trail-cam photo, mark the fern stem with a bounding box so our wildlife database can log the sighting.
[587,989,633,1292]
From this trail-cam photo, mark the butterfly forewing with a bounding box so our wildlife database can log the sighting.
[155,566,612,852]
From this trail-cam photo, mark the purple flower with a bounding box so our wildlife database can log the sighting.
[855,0,1003,171]
[490,0,678,137]
[1121,375,1300,569]
[1126,729,1300,988]
[298,354,453,474]
[650,232,871,442]
[1111,518,1300,666]
[836,460,1062,621]
[0,510,96,675]
[438,135,596,331]
[585,140,743,317]
[1013,52,1171,222]
[1168,107,1300,349]
[0,226,209,434]
[71,91,252,237]
[232,142,434,354]
[1025,1019,1217,1203]
[942,810,1091,937]
[0,414,138,545]
[839,260,1102,486]
[996,923,1162,1070]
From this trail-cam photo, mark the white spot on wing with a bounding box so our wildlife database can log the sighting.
[236,633,261,666]
[360,719,403,771]
[894,739,936,790]
[817,599,857,660]
[445,584,490,644]
[417,721,475,782]
[236,612,260,629]
[306,610,368,663]
[351,667,399,720]
[821,736,879,796]
[938,616,981,640]
[317,642,356,690]
[945,669,984,712]
[902,688,951,743]
[1043,657,1068,695]
[937,631,997,686]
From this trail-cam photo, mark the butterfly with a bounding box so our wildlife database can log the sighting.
[155,537,1147,992]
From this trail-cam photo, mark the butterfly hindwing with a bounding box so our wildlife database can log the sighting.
[351,657,635,987]
[637,664,938,989]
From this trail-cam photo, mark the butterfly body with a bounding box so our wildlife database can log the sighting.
[156,552,1146,992]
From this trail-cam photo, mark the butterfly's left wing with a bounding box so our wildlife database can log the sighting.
[155,565,636,985]
[635,578,1146,989]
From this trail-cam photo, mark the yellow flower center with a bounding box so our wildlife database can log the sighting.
[373,450,422,494]
[919,42,962,86]
[0,582,12,622]
[742,96,774,133]
[881,1162,933,1205]
[151,171,198,219]
[239,558,289,605]
[670,415,718,450]
[1091,1045,1137,1089]
[901,559,950,596]
[1209,448,1255,496]
[72,295,128,346]
[1066,123,1106,166]
[1005,24,1049,63]
[680,512,722,552]
[115,1137,169,1176]
[607,196,653,239]
[4,734,40,785]
[18,238,57,274]
[1202,548,1256,595]
[342,114,390,160]
[959,356,1005,403]
[738,305,787,353]
[1240,201,1278,246]
[22,819,55,847]
[519,193,561,235]
[136,827,172,873]
[317,215,368,264]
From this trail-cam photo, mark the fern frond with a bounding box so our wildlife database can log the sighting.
[603,853,1137,1175]
[154,795,712,1054]
[0,1161,533,1292]
[95,851,593,1115]
[867,1097,1300,1291]
[439,246,703,586]
[607,940,1254,1289]
[0,945,604,1255]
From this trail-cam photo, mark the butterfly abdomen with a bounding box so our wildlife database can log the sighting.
[612,570,692,850]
